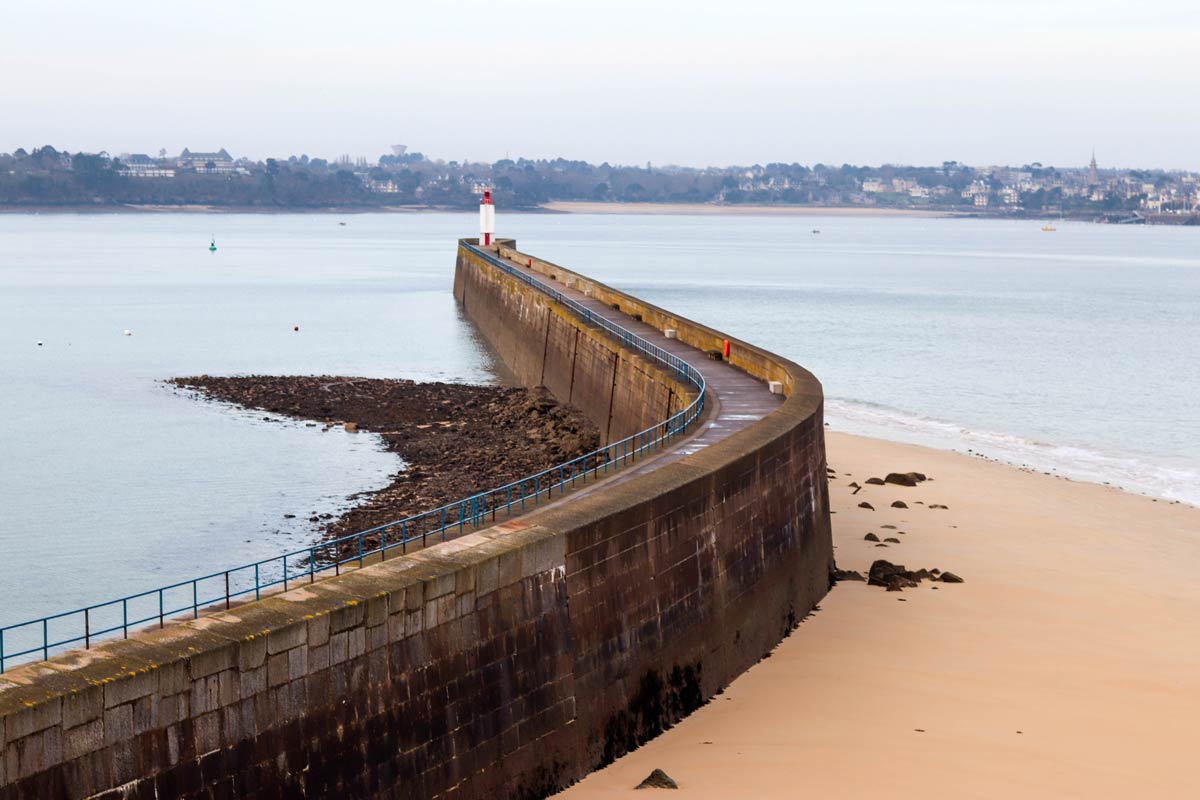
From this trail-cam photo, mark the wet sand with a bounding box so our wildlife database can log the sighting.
[557,431,1200,798]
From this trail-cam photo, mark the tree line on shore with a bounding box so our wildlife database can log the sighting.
[0,145,1182,216]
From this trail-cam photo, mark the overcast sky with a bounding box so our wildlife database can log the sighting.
[4,0,1198,169]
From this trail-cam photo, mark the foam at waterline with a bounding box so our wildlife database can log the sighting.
[826,398,1200,507]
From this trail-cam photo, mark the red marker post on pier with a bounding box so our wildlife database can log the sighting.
[479,189,495,247]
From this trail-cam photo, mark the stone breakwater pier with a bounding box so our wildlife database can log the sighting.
[0,241,831,799]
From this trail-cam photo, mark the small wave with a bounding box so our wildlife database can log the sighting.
[826,398,1200,507]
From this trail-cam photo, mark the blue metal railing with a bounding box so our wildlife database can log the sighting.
[0,243,706,673]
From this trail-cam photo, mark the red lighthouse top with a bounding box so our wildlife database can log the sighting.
[481,190,492,205]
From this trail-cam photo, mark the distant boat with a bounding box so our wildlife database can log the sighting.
[209,237,217,252]
[338,222,348,227]
[812,229,821,234]
[1041,224,1057,232]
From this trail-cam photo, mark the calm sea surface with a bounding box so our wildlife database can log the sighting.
[1,211,1197,629]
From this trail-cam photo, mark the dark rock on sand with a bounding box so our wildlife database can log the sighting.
[832,568,865,582]
[858,502,875,510]
[864,562,962,591]
[636,769,679,790]
[864,532,880,542]
[885,472,928,486]
[867,560,962,591]
[865,477,886,485]
[868,560,920,591]
[891,500,908,509]
[884,537,900,543]
[929,503,949,510]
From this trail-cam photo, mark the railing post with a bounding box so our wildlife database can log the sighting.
[225,572,230,610]
[381,527,387,561]
[84,608,90,649]
[193,581,198,619]
[254,564,261,601]
[43,618,48,661]
[123,598,128,638]
[310,549,316,583]
[0,629,5,674]
[158,588,164,628]
[283,554,288,592]
[358,536,364,568]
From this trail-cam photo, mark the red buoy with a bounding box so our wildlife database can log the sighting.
[723,339,730,358]
[294,326,299,332]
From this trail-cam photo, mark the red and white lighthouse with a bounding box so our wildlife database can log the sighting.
[479,189,495,247]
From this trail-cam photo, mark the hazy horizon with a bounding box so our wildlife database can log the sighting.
[5,0,1199,171]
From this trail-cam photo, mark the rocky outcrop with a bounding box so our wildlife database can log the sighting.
[169,376,599,546]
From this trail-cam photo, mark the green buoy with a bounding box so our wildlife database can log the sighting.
[209,237,217,253]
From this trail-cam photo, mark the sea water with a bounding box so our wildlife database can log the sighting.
[0,213,501,625]
[2,211,1197,630]
[510,213,1200,507]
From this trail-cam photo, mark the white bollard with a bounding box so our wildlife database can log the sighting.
[768,380,784,395]
[664,328,677,339]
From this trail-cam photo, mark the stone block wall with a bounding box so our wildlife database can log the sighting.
[454,243,687,444]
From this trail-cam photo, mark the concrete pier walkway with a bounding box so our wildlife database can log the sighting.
[482,244,784,493]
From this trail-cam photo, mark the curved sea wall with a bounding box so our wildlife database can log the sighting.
[0,241,831,799]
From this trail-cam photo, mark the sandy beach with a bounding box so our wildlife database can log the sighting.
[556,430,1200,798]
[539,201,965,218]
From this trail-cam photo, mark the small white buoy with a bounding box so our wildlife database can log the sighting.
[123,329,133,337]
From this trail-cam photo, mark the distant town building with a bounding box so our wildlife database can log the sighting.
[365,179,399,193]
[117,154,176,178]
[177,148,235,173]
[1088,150,1099,186]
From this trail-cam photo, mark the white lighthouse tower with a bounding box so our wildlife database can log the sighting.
[479,189,496,247]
